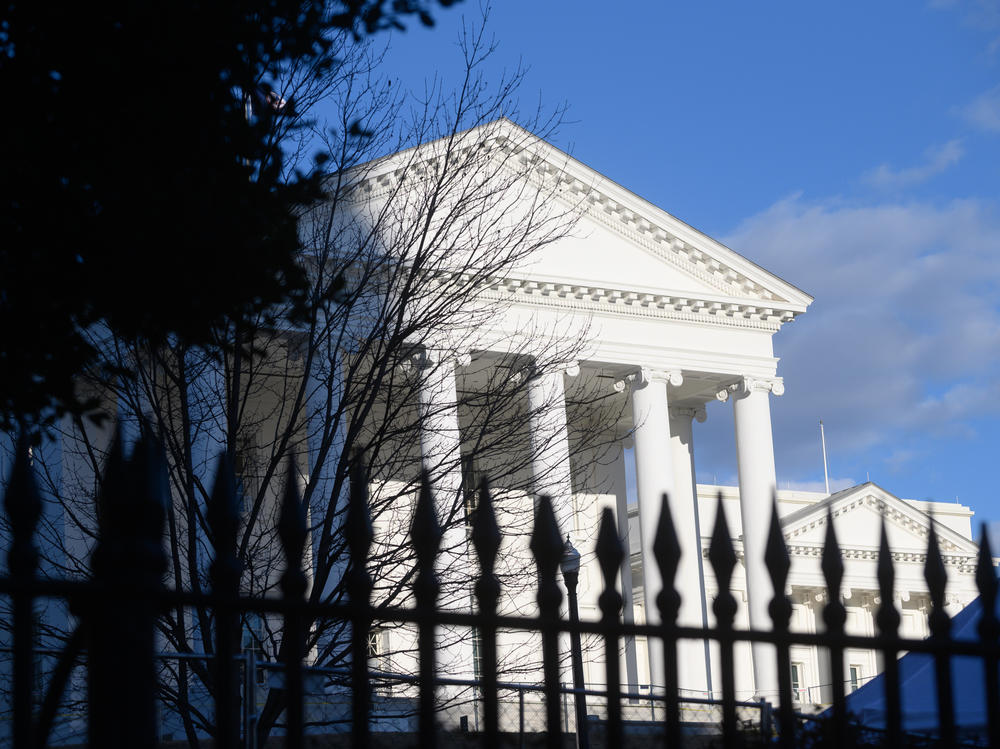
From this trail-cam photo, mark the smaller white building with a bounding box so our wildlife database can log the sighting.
[368,476,982,711]
[583,481,980,706]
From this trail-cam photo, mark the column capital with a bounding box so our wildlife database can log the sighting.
[669,405,707,423]
[715,376,784,402]
[614,366,683,392]
[410,346,472,370]
[512,360,580,386]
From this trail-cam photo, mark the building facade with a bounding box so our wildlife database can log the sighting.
[338,119,983,708]
[9,119,984,737]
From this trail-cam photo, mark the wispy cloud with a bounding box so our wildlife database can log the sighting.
[719,195,1000,482]
[862,140,964,190]
[963,85,1000,132]
[929,0,1000,53]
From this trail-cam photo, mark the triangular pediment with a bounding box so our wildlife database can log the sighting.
[781,483,978,556]
[345,118,813,327]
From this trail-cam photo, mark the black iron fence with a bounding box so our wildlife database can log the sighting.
[2,431,1000,748]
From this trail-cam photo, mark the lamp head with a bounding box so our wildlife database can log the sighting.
[560,534,581,575]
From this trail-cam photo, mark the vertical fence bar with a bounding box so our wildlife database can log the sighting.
[412,471,442,749]
[87,430,166,749]
[208,453,241,749]
[279,460,309,749]
[4,437,41,749]
[976,529,1000,749]
[530,495,564,749]
[596,508,625,749]
[472,477,502,749]
[924,522,955,747]
[764,499,795,749]
[652,494,682,749]
[87,432,125,748]
[876,517,903,749]
[244,649,258,749]
[346,455,374,749]
[128,433,169,747]
[820,508,847,748]
[708,495,739,749]
[519,688,525,749]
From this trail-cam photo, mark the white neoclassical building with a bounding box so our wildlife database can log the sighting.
[336,118,984,709]
[13,120,984,734]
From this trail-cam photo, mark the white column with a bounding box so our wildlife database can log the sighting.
[417,348,473,679]
[611,440,640,691]
[622,367,682,691]
[526,363,578,536]
[722,376,784,701]
[669,406,711,698]
[417,349,469,574]
[304,350,347,601]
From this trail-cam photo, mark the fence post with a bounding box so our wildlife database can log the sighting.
[652,492,682,749]
[530,495,565,749]
[4,436,41,749]
[924,522,955,746]
[758,698,771,740]
[519,688,525,749]
[596,508,625,749]
[87,431,167,749]
[820,509,849,747]
[707,495,739,749]
[472,477,502,749]
[279,460,309,749]
[764,499,795,749]
[208,452,241,749]
[346,454,374,749]
[976,529,1000,749]
[244,650,258,749]
[876,518,903,749]
[412,470,442,749]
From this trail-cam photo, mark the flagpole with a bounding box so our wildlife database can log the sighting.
[820,419,830,495]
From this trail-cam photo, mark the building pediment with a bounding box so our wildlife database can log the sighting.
[780,483,979,560]
[346,118,812,331]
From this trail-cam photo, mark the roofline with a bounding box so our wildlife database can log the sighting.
[334,117,814,309]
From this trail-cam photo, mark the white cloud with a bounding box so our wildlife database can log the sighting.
[722,195,1000,481]
[963,85,1000,132]
[862,140,964,190]
[930,0,1000,52]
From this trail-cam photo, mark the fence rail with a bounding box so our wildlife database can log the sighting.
[2,431,1000,748]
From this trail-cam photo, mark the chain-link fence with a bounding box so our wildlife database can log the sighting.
[1,649,774,748]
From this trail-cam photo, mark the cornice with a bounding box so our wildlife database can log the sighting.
[335,119,813,318]
[477,276,796,332]
[699,538,978,575]
[782,543,978,575]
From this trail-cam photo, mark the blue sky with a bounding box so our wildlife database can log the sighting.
[357,2,1000,523]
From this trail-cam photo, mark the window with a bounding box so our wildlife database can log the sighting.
[791,662,805,703]
[242,613,268,685]
[234,430,260,507]
[461,453,479,524]
[366,629,382,662]
[849,664,862,693]
[471,627,484,682]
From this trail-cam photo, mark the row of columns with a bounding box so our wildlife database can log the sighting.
[621,370,784,699]
[405,349,784,699]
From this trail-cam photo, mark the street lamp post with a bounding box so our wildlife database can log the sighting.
[561,536,589,749]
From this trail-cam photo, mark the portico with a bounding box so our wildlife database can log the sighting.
[366,118,815,699]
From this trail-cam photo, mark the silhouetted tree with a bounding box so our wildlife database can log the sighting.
[0,0,461,432]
